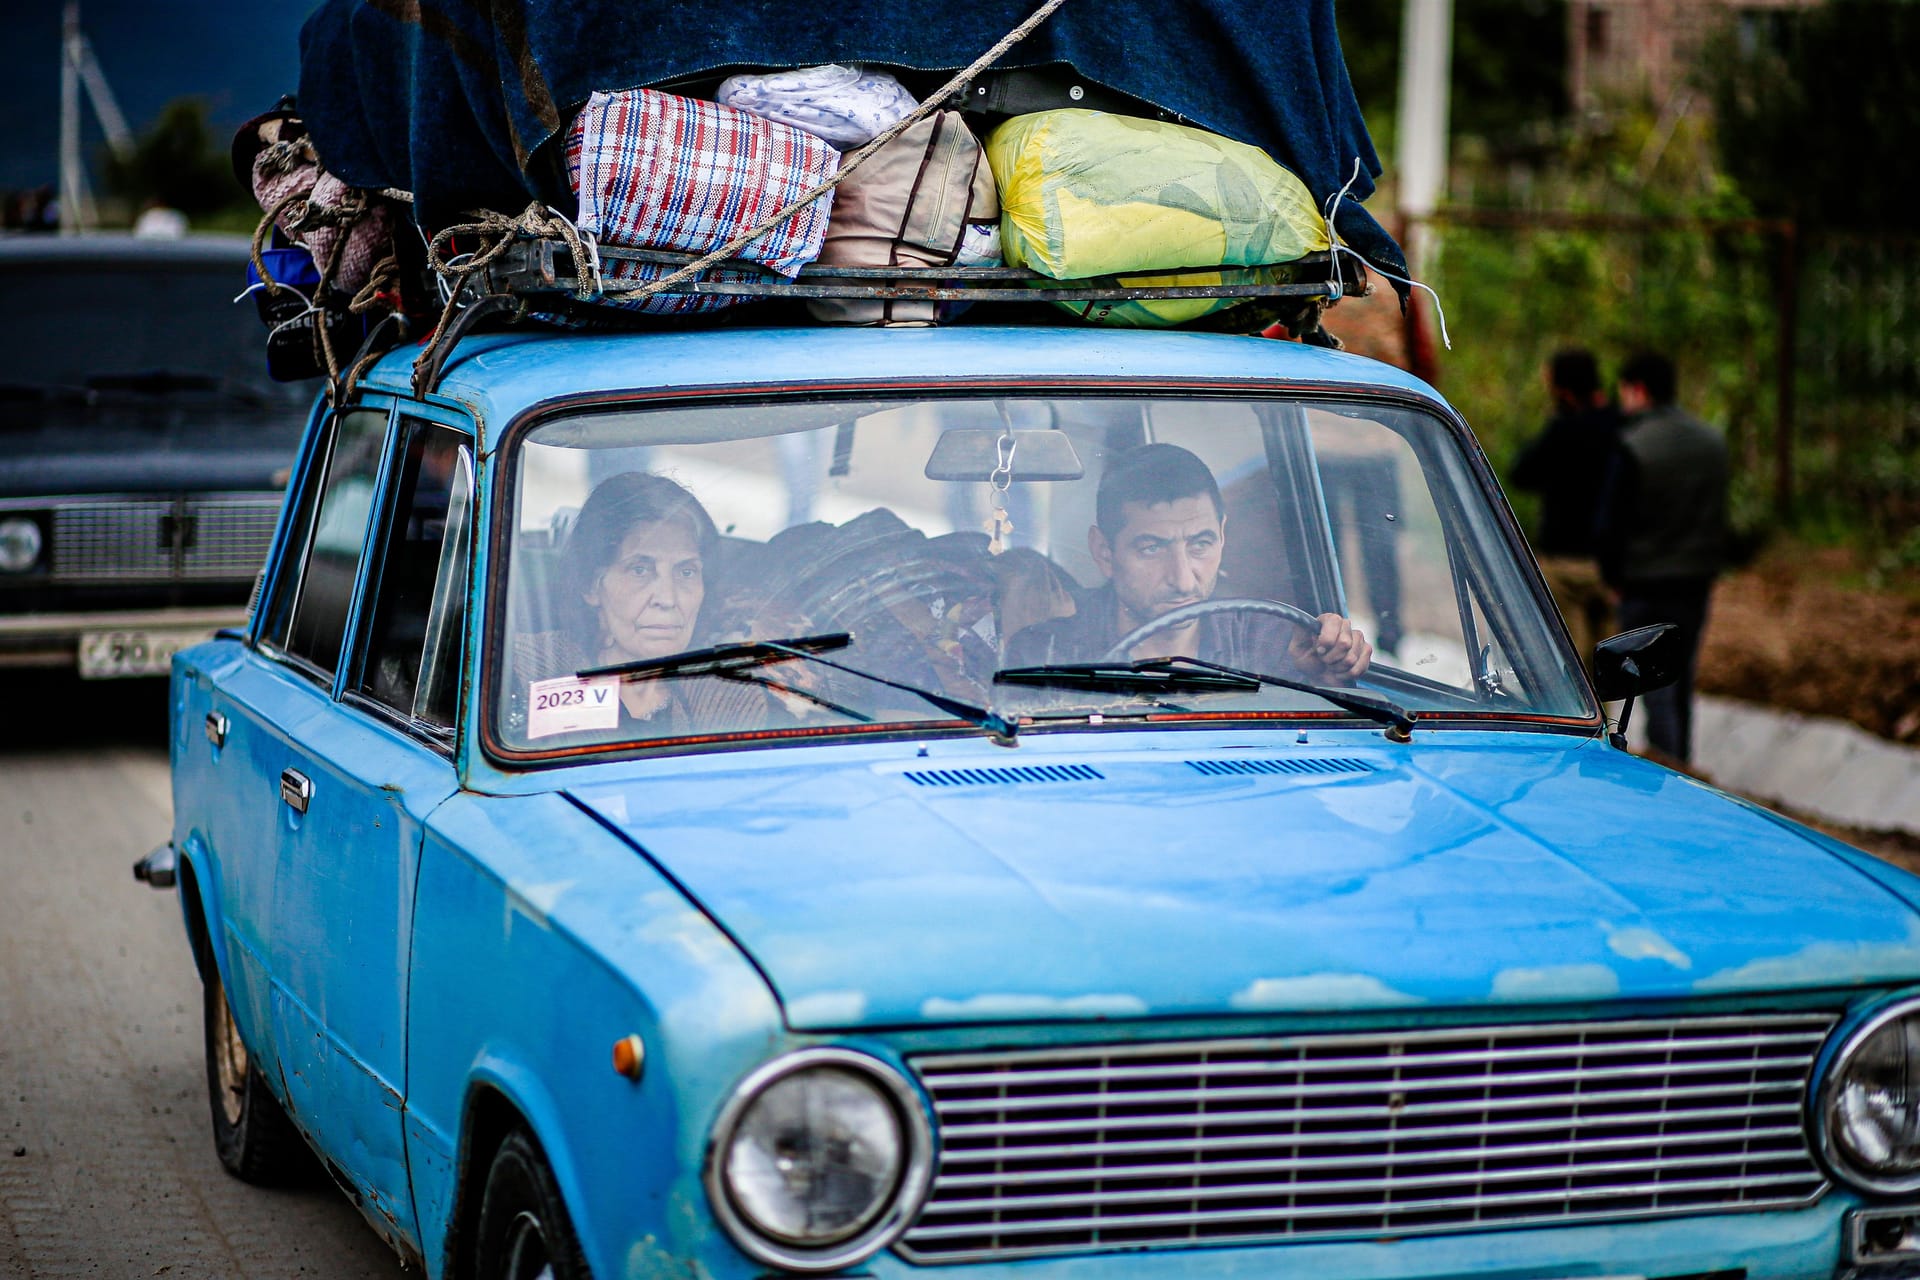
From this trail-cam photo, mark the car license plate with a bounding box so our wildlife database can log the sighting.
[77,628,212,679]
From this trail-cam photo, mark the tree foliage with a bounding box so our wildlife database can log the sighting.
[102,97,248,218]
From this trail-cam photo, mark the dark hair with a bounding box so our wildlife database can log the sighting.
[563,471,719,637]
[1096,443,1222,536]
[1548,348,1600,400]
[1618,351,1678,405]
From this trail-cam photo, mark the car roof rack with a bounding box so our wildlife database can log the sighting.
[400,237,1369,398]
[477,240,1364,308]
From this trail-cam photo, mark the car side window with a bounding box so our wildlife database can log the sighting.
[1307,411,1474,687]
[262,406,388,678]
[356,419,475,732]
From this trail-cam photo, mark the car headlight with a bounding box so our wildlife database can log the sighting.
[0,517,43,573]
[1822,997,1920,1193]
[706,1048,933,1271]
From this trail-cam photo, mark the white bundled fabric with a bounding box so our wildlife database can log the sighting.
[955,223,1001,266]
[717,64,918,148]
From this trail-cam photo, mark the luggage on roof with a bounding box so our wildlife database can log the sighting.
[987,110,1333,328]
[565,88,841,316]
[232,0,1406,397]
[807,110,1000,327]
[291,0,1406,284]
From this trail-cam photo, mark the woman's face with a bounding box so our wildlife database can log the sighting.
[584,516,705,663]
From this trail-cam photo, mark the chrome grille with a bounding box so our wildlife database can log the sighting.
[51,499,172,579]
[178,498,282,579]
[49,495,280,582]
[903,1014,1834,1262]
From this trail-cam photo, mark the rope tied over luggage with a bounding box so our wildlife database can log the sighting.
[415,203,598,379]
[246,133,410,400]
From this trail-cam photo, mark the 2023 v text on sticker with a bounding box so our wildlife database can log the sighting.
[528,674,622,738]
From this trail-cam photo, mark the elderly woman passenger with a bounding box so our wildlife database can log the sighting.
[515,471,770,736]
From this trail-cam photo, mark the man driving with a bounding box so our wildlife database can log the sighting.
[1003,443,1372,681]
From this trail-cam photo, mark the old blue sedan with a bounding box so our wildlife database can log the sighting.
[156,325,1920,1279]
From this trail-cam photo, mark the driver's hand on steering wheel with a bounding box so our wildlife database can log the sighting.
[1288,613,1372,683]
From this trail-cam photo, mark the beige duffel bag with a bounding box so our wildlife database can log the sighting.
[809,110,999,326]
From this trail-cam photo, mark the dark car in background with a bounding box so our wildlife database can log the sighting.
[0,234,311,676]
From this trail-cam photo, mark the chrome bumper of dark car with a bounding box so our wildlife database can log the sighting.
[0,605,247,667]
[903,1013,1836,1263]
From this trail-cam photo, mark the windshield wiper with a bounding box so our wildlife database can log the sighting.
[579,632,855,681]
[578,632,1019,744]
[994,662,1262,695]
[995,655,1416,742]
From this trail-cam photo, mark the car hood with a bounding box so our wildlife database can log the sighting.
[566,735,1920,1030]
[0,399,308,497]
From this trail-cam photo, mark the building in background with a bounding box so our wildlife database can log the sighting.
[1568,0,1817,112]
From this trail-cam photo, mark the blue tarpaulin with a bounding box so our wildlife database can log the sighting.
[295,0,1407,282]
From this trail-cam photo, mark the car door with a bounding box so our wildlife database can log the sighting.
[266,412,474,1247]
[193,402,390,1091]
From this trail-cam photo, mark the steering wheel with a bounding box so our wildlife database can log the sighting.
[1103,597,1321,663]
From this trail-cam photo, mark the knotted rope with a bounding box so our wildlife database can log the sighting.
[416,202,595,369]
[245,134,405,399]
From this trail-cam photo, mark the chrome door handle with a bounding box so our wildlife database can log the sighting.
[279,768,312,814]
[204,710,229,748]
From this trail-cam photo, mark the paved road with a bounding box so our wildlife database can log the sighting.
[0,675,407,1279]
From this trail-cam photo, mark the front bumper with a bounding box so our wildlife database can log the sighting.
[855,1197,1856,1280]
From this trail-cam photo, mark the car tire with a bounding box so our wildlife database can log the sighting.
[475,1128,592,1280]
[203,961,309,1185]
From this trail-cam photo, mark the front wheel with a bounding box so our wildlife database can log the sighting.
[475,1128,592,1280]
[203,961,309,1184]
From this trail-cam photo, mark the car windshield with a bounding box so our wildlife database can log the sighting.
[492,393,1593,754]
[0,256,299,406]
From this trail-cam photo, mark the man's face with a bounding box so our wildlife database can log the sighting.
[1089,494,1226,628]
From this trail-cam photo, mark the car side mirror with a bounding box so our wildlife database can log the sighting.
[1592,623,1682,749]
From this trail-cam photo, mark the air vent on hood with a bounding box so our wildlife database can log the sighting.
[903,764,1105,787]
[1186,757,1373,777]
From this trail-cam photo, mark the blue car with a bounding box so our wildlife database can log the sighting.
[153,324,1920,1280]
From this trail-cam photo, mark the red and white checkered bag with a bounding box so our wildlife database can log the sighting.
[567,87,840,315]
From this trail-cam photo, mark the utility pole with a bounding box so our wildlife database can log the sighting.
[58,1,135,234]
[1396,0,1453,383]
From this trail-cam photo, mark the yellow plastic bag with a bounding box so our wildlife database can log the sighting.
[987,110,1331,327]
[1042,265,1294,328]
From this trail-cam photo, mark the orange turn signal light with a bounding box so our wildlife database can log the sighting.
[612,1033,645,1081]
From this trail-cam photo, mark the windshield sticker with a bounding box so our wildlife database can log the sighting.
[528,675,621,739]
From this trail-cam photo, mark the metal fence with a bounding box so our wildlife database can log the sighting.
[1422,212,1919,549]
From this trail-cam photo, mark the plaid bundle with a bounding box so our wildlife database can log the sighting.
[568,88,840,315]
[252,159,393,295]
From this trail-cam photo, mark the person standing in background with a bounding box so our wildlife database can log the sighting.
[1510,348,1621,663]
[1595,351,1730,765]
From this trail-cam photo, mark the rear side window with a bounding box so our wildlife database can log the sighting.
[263,406,387,677]
[356,419,474,732]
